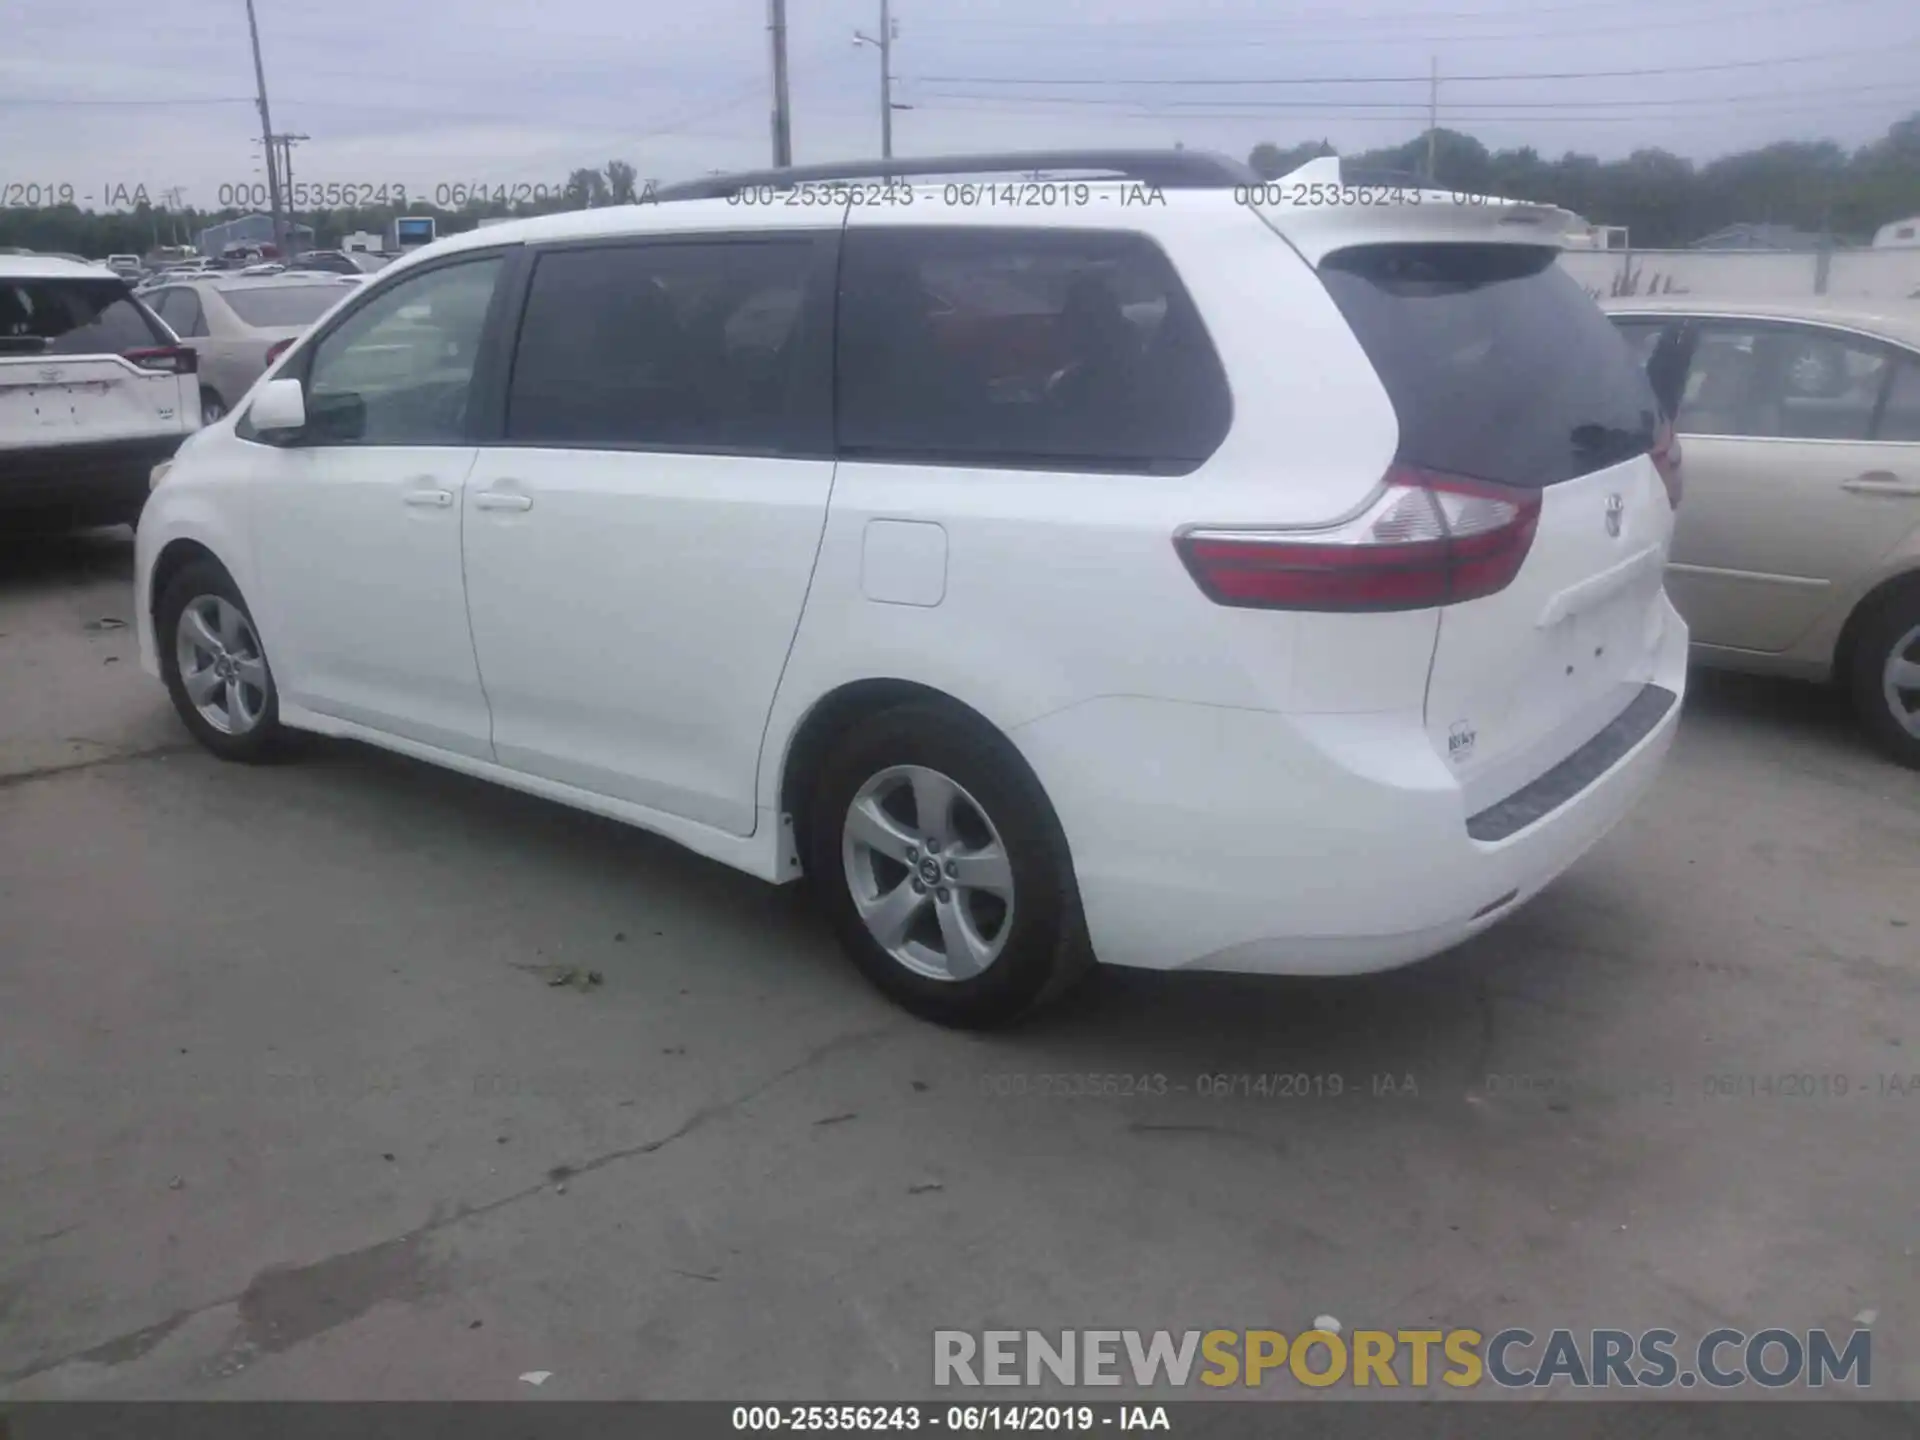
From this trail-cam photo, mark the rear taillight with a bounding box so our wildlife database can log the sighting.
[124,345,197,375]
[1174,466,1542,613]
[264,338,295,369]
[1650,420,1683,508]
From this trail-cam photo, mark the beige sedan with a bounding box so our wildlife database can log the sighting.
[1605,297,1920,767]
[139,274,358,426]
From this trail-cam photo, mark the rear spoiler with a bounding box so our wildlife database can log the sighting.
[1245,155,1584,265]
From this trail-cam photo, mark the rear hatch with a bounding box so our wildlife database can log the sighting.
[1316,240,1675,813]
[0,276,195,447]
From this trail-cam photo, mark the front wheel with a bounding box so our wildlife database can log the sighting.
[156,559,290,762]
[1850,588,1920,769]
[806,702,1091,1028]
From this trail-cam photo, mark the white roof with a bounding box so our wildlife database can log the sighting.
[0,254,123,280]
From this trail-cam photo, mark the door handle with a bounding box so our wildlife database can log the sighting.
[473,491,533,512]
[1841,471,1920,496]
[402,488,454,508]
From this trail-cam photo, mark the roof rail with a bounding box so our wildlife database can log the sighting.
[651,149,1259,202]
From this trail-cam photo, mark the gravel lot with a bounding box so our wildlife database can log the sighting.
[2,529,1916,1401]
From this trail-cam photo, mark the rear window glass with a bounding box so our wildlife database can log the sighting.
[217,284,345,327]
[1319,244,1658,487]
[0,279,163,355]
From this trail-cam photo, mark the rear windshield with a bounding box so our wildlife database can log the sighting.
[0,278,164,356]
[1318,244,1657,487]
[217,284,345,328]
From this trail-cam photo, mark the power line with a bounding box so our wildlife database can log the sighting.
[907,0,1884,47]
[907,80,1918,111]
[901,0,1808,29]
[0,95,255,106]
[906,39,1920,87]
[908,96,1912,123]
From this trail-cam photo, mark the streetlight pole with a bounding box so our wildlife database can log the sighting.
[244,0,286,256]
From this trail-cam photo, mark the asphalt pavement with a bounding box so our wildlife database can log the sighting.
[1,528,1916,1400]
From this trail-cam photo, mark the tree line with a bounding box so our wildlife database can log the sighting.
[1251,111,1920,247]
[5,115,1918,259]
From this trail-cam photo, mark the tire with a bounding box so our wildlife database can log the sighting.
[200,389,227,426]
[1848,585,1920,769]
[156,559,291,763]
[806,702,1092,1028]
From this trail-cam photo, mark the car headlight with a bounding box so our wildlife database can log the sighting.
[149,460,174,491]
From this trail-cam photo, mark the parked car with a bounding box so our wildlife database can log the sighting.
[285,249,370,276]
[141,274,358,424]
[1606,297,1920,766]
[105,254,144,279]
[135,151,1686,1025]
[1,255,199,529]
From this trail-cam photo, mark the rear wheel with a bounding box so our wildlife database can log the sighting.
[1849,587,1920,769]
[156,559,290,763]
[806,702,1091,1028]
[200,389,227,426]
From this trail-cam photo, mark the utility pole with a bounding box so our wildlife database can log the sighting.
[244,0,286,255]
[279,132,308,253]
[768,0,792,167]
[1425,55,1438,185]
[854,0,905,161]
[880,0,894,161]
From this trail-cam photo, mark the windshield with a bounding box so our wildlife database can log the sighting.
[217,284,347,328]
[1318,243,1658,486]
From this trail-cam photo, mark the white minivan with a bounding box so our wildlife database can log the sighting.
[135,151,1687,1026]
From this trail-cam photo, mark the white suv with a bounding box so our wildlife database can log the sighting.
[134,151,1687,1026]
[3,255,199,528]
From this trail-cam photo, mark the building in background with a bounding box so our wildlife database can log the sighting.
[1689,222,1828,251]
[194,213,316,259]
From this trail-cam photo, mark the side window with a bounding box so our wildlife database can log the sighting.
[1758,327,1888,441]
[1876,356,1920,443]
[301,257,503,445]
[151,289,185,333]
[1675,325,1759,435]
[835,227,1232,472]
[1611,319,1665,368]
[504,239,820,452]
[157,288,207,338]
[1685,323,1890,441]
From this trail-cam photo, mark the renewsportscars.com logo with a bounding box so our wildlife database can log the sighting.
[933,1327,1872,1391]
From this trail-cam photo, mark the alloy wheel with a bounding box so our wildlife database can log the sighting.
[841,764,1016,982]
[175,594,269,735]
[1884,623,1920,740]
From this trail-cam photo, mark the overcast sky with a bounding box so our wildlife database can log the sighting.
[5,0,1918,209]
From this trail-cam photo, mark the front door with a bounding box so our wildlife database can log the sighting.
[244,253,508,757]
[460,233,838,835]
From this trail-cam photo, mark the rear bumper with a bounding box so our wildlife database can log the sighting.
[0,433,189,516]
[1013,593,1688,976]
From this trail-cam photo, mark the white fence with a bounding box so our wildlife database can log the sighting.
[1559,246,1920,302]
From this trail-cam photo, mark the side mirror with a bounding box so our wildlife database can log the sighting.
[249,377,308,437]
